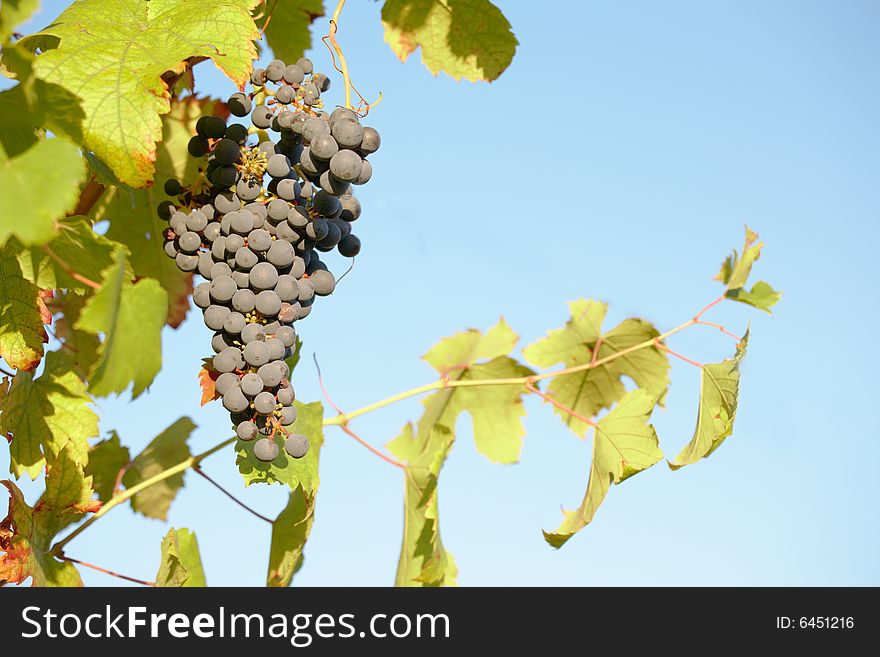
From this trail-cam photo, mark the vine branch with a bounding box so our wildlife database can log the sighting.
[41,245,101,290]
[58,555,156,587]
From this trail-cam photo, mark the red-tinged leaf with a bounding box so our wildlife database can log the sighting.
[0,247,48,372]
[37,289,53,325]
[199,362,220,407]
[166,272,193,328]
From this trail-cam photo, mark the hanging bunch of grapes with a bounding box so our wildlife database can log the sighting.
[157,56,380,463]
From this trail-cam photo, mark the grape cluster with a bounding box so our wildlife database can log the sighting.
[157,56,380,463]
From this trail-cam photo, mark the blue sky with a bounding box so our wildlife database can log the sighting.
[2,0,878,586]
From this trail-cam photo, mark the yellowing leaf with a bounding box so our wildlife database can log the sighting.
[0,137,85,247]
[99,96,220,327]
[0,443,101,586]
[544,389,662,548]
[0,350,98,480]
[262,0,324,65]
[382,0,517,82]
[670,331,749,470]
[715,226,781,313]
[21,0,260,187]
[523,299,670,437]
[75,247,168,398]
[122,417,195,521]
[267,485,315,587]
[236,401,324,492]
[0,246,48,372]
[156,527,206,587]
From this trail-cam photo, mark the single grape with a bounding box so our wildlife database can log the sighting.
[339,196,361,221]
[243,341,270,367]
[305,218,329,241]
[210,275,237,303]
[253,438,280,462]
[319,170,350,197]
[228,92,252,117]
[201,205,216,221]
[353,159,372,186]
[274,275,300,303]
[299,147,323,176]
[298,278,315,303]
[248,262,278,291]
[310,133,339,161]
[299,181,314,199]
[275,325,297,348]
[277,303,298,323]
[202,115,227,139]
[312,72,331,92]
[236,420,258,441]
[266,240,295,268]
[230,210,253,235]
[188,135,209,157]
[330,107,357,127]
[277,386,295,406]
[232,270,250,289]
[209,262,232,282]
[255,289,282,316]
[223,387,249,413]
[267,199,290,222]
[331,119,363,149]
[284,433,308,458]
[213,138,241,166]
[176,231,200,254]
[274,220,297,242]
[302,82,320,106]
[275,84,295,104]
[236,178,262,201]
[241,323,266,344]
[213,348,238,374]
[266,59,286,82]
[290,256,306,279]
[232,288,256,313]
[215,372,239,396]
[283,64,305,84]
[212,332,230,354]
[197,252,214,279]
[193,281,211,308]
[279,405,298,425]
[186,210,208,233]
[248,228,272,253]
[312,190,341,217]
[317,220,342,249]
[257,362,283,387]
[329,216,351,238]
[169,211,188,234]
[175,253,199,272]
[329,149,363,182]
[359,126,381,155]
[251,68,268,85]
[276,179,300,201]
[214,191,240,214]
[212,165,238,188]
[204,304,231,331]
[266,154,291,178]
[225,233,245,254]
[223,311,246,335]
[303,117,330,144]
[337,234,361,258]
[253,391,276,415]
[240,373,264,398]
[225,123,249,146]
[296,57,314,74]
[265,337,286,360]
[297,303,313,320]
[311,269,337,296]
[235,246,259,270]
[164,179,182,196]
[246,201,268,219]
[287,206,310,228]
[251,106,274,129]
[157,200,176,220]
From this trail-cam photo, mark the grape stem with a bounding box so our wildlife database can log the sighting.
[50,437,237,556]
[57,554,156,587]
[322,296,732,428]
[41,245,101,290]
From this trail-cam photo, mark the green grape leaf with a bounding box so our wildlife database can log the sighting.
[156,527,206,587]
[99,96,221,328]
[0,246,48,372]
[267,485,315,587]
[0,443,101,586]
[75,247,168,398]
[236,401,324,492]
[122,417,195,520]
[19,0,260,187]
[670,331,749,470]
[85,432,131,502]
[14,218,119,292]
[44,291,100,379]
[381,0,517,82]
[422,319,534,463]
[0,0,40,43]
[0,350,98,480]
[0,138,85,247]
[715,226,781,313]
[523,299,670,437]
[262,0,324,65]
[544,389,663,548]
[388,420,457,587]
[0,46,86,158]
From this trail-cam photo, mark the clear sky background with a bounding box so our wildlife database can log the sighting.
[2,0,878,586]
